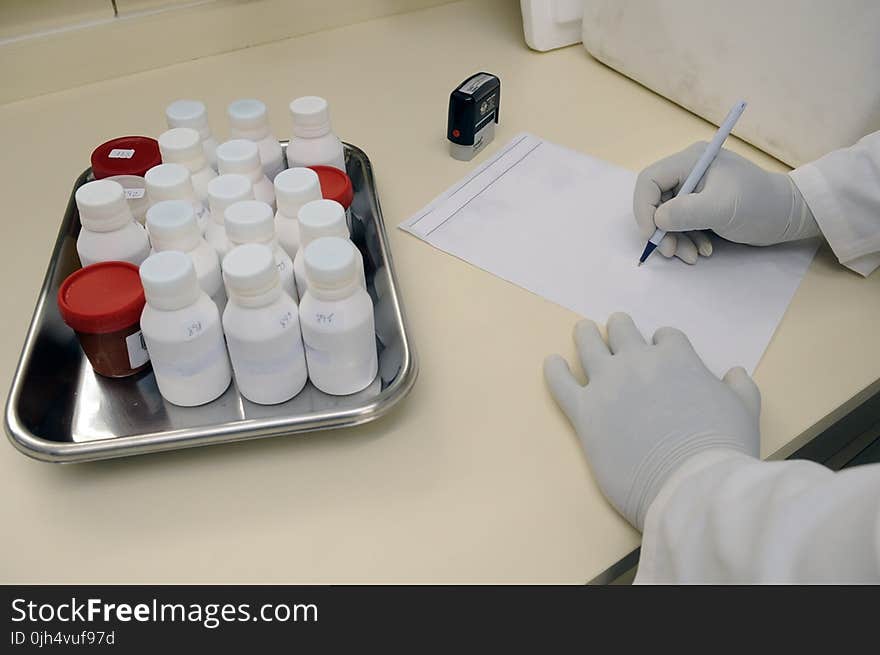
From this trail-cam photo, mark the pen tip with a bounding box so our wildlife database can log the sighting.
[637,261,643,267]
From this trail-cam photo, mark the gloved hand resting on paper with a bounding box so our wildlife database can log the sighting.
[543,312,760,529]
[633,143,821,264]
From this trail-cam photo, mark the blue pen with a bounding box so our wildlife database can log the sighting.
[638,100,748,266]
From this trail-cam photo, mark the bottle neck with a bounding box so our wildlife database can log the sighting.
[293,123,331,139]
[220,166,262,183]
[276,203,300,220]
[307,278,360,302]
[229,283,282,308]
[151,233,200,253]
[153,188,196,204]
[210,207,227,225]
[230,125,270,141]
[299,226,348,249]
[174,154,209,174]
[230,236,278,251]
[81,212,133,232]
[145,287,200,312]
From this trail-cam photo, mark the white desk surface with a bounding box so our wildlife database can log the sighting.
[2,0,879,583]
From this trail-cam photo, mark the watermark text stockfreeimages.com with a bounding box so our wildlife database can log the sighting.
[11,596,317,630]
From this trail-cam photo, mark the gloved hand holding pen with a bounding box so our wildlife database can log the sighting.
[633,143,821,264]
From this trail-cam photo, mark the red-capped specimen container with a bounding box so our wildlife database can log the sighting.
[57,261,150,378]
[90,136,161,179]
[310,165,354,210]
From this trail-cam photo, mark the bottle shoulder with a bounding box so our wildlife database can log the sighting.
[275,210,299,223]
[257,135,283,154]
[273,245,294,268]
[191,166,217,183]
[290,132,341,146]
[78,221,147,241]
[142,295,221,339]
[287,133,344,164]
[190,239,221,268]
[223,294,300,338]
[77,222,150,262]
[253,175,275,195]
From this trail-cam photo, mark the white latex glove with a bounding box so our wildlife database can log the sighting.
[633,143,821,264]
[543,313,760,529]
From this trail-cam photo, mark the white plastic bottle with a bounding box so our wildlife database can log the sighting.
[287,96,346,172]
[75,179,151,267]
[273,167,321,260]
[293,199,365,299]
[227,99,285,182]
[222,243,308,404]
[205,174,253,259]
[216,139,275,209]
[144,163,209,234]
[300,237,378,395]
[165,99,219,171]
[146,200,226,310]
[139,251,232,406]
[224,200,297,302]
[158,127,217,203]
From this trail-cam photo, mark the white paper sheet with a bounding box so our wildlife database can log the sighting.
[400,133,819,376]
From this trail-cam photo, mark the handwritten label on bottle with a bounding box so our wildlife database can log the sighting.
[185,320,204,339]
[124,188,146,199]
[108,148,136,159]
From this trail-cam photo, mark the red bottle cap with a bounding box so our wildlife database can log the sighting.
[90,136,162,179]
[310,165,354,209]
[58,262,146,334]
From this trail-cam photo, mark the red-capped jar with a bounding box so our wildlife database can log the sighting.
[91,137,162,224]
[91,136,161,179]
[57,261,151,378]
[310,165,353,211]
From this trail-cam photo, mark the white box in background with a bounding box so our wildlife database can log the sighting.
[520,0,583,51]
[580,0,880,167]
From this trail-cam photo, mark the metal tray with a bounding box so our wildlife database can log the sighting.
[5,143,417,463]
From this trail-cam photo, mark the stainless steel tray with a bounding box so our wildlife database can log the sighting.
[5,143,417,462]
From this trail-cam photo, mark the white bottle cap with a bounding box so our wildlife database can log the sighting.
[207,174,254,224]
[274,167,321,217]
[289,96,332,138]
[303,236,359,292]
[224,200,276,245]
[165,99,211,139]
[227,99,270,139]
[216,139,262,177]
[140,250,200,311]
[145,163,196,203]
[158,127,207,172]
[222,243,280,301]
[75,179,134,232]
[297,199,348,246]
[146,200,200,252]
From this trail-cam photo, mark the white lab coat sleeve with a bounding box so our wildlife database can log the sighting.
[790,130,880,276]
[634,448,880,583]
